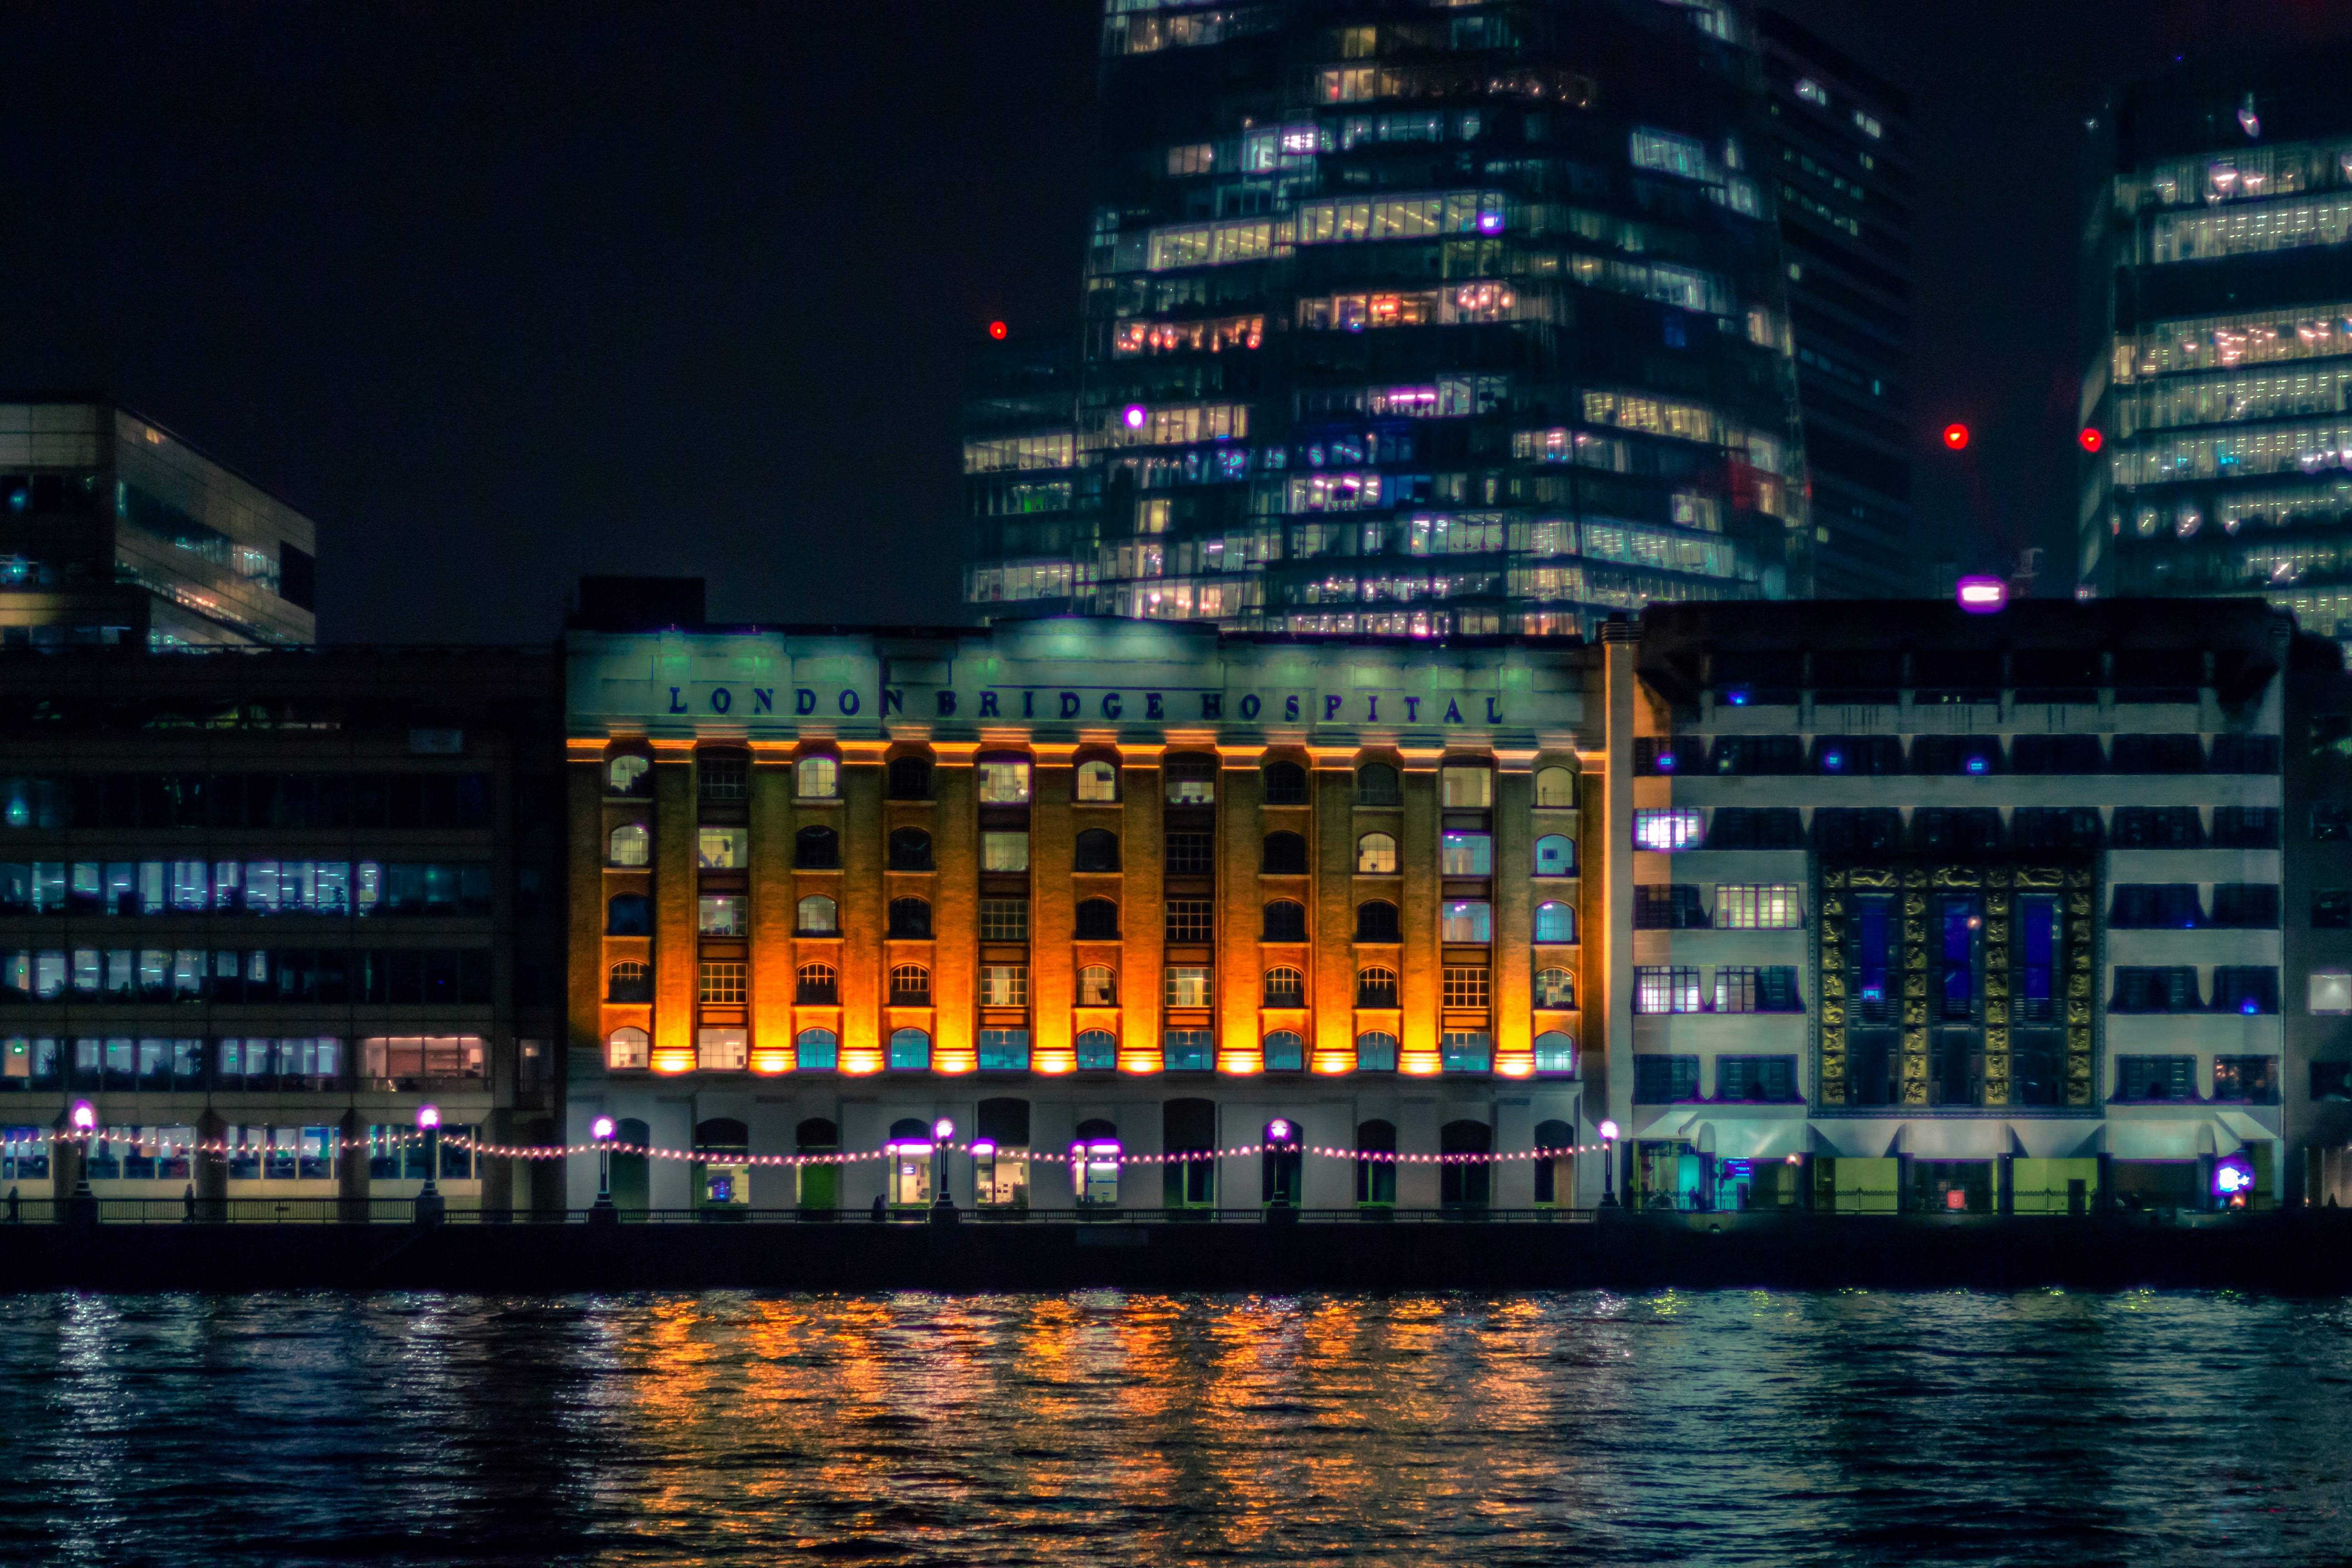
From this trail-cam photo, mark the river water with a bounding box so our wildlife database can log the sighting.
[0,1290,2342,1565]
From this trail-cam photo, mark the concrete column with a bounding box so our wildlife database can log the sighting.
[1031,748,1078,1073]
[337,1108,371,1221]
[195,1107,228,1220]
[932,746,980,1075]
[647,1098,693,1210]
[1399,749,1443,1074]
[1218,746,1267,1073]
[650,744,697,1071]
[1492,1096,1534,1207]
[478,1106,514,1220]
[1493,755,1536,1076]
[1311,750,1357,1072]
[750,745,797,1069]
[1395,1095,1440,1206]
[1119,746,1165,1072]
[839,743,887,1071]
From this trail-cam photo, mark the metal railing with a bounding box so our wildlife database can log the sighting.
[0,1200,1600,1226]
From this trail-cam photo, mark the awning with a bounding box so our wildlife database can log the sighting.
[2106,1121,2211,1160]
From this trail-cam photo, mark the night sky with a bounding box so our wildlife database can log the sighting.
[0,0,2346,643]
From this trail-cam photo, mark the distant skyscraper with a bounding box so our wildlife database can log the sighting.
[1755,9,1916,598]
[0,399,317,648]
[964,0,1816,638]
[2081,43,2352,642]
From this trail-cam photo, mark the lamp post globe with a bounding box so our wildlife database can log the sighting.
[66,1102,98,1219]
[589,1115,618,1222]
[1598,1119,1621,1208]
[413,1104,446,1227]
[929,1119,957,1218]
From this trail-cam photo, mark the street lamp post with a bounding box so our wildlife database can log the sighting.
[414,1105,445,1227]
[65,1102,97,1227]
[1598,1118,1620,1209]
[590,1116,617,1225]
[930,1118,958,1224]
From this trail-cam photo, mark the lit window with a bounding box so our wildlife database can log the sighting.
[1535,967,1575,1008]
[1076,760,1119,801]
[981,965,1028,1007]
[1263,1031,1306,1071]
[607,755,650,796]
[698,962,746,1004]
[1165,966,1213,1007]
[795,1029,838,1070]
[1078,965,1117,1006]
[980,898,1029,941]
[1534,765,1575,807]
[795,895,838,935]
[1356,1031,1399,1071]
[1715,884,1802,930]
[2312,971,2352,1015]
[1853,109,1883,139]
[978,759,1031,804]
[696,1028,747,1071]
[606,1027,649,1070]
[1074,1029,1117,1070]
[1440,900,1491,942]
[1357,832,1398,873]
[1534,834,1575,876]
[608,824,649,867]
[890,1029,932,1071]
[1440,764,1492,807]
[1795,76,1828,106]
[1633,808,1704,850]
[1263,966,1305,1005]
[1533,1030,1576,1075]
[1441,832,1492,874]
[982,831,1031,872]
[795,756,838,800]
[697,828,746,869]
[1634,966,1701,1014]
[697,896,744,936]
[1166,763,1215,804]
[1442,966,1490,1008]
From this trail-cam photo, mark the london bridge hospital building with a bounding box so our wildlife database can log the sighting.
[566,600,2347,1215]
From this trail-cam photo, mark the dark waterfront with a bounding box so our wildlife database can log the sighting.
[0,1292,2343,1565]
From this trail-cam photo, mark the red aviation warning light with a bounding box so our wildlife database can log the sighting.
[1943,423,1970,451]
[2078,427,2103,453]
[988,320,1008,340]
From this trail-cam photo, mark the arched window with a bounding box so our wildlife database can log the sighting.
[1356,900,1401,942]
[1355,1032,1399,1072]
[1356,832,1398,873]
[1074,1117,1122,1205]
[607,754,651,796]
[695,1117,749,1152]
[794,1030,838,1071]
[1357,967,1399,1007]
[1078,965,1117,1006]
[1075,898,1120,940]
[1263,760,1308,805]
[887,755,931,800]
[797,1116,838,1147]
[1076,760,1119,802]
[1534,1032,1577,1076]
[888,965,930,1005]
[1535,834,1576,877]
[1262,831,1309,874]
[606,893,651,936]
[1356,1117,1397,1203]
[608,823,649,867]
[1534,765,1576,808]
[1356,762,1400,806]
[1440,1120,1492,1206]
[887,828,932,871]
[888,1029,931,1071]
[797,895,838,935]
[795,755,838,800]
[1534,1116,1575,1203]
[1535,967,1576,1009]
[608,961,651,1003]
[1075,828,1121,872]
[1263,900,1308,941]
[887,897,931,939]
[1074,1029,1117,1071]
[1263,966,1305,1005]
[606,1026,649,1070]
[795,825,840,869]
[796,963,838,1004]
[1534,901,1575,943]
[1263,1030,1305,1071]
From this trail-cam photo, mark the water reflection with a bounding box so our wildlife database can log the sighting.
[0,1292,2341,1563]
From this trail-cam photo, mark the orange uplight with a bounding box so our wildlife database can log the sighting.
[1942,423,1970,451]
[988,320,1008,340]
[2078,426,2103,453]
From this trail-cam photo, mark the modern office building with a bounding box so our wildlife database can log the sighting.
[2081,43,2352,644]
[964,0,1815,640]
[1756,9,1916,598]
[0,399,319,649]
[563,598,2336,1215]
[0,647,566,1217]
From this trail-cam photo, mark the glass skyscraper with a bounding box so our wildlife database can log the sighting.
[2081,43,2352,644]
[0,399,318,649]
[965,0,1814,638]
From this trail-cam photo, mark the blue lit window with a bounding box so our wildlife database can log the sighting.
[977,1029,1029,1071]
[1074,1029,1117,1071]
[888,1028,931,1071]
[1633,808,1704,851]
[1263,1031,1305,1071]
[794,1029,838,1072]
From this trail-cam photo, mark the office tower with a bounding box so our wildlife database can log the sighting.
[0,399,318,648]
[1755,9,1916,597]
[0,647,567,1218]
[2082,43,2352,643]
[964,0,1814,638]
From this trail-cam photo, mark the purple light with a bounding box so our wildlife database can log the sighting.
[2215,1156,2255,1196]
[1823,750,1845,772]
[1122,405,1147,431]
[1268,1119,1293,1141]
[591,1116,615,1141]
[416,1105,441,1130]
[1655,752,1677,774]
[1477,211,1505,235]
[1956,577,2008,614]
